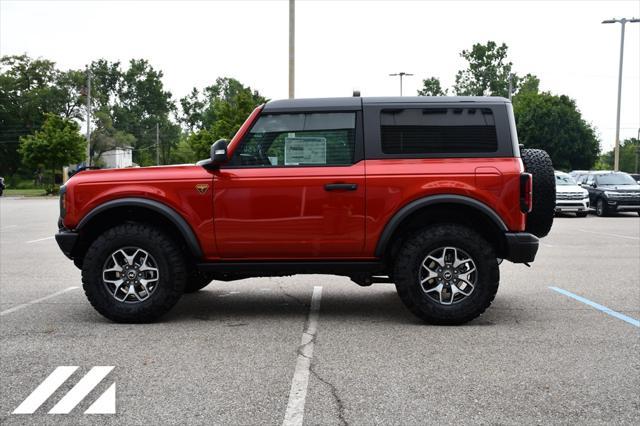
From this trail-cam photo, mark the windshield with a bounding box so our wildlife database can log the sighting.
[555,174,576,185]
[596,173,637,186]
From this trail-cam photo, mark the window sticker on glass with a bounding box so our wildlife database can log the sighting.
[284,137,327,165]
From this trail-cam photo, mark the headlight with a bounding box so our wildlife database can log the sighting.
[604,191,621,197]
[582,191,589,198]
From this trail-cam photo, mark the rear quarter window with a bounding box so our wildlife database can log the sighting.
[380,108,498,154]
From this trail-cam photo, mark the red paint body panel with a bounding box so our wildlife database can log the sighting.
[62,104,526,261]
[363,158,525,256]
[213,163,365,259]
[63,165,217,257]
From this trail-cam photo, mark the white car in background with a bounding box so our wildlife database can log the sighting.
[555,171,590,217]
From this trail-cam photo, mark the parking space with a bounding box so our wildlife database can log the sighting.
[1,198,638,425]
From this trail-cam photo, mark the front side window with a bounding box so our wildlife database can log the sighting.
[230,112,356,167]
[380,108,498,155]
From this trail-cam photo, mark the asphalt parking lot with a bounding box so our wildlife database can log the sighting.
[1,197,638,425]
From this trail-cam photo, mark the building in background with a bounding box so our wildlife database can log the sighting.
[102,147,133,169]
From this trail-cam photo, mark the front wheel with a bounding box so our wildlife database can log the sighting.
[394,224,499,325]
[81,223,187,323]
[596,199,608,217]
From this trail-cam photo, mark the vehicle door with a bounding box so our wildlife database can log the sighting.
[213,110,365,259]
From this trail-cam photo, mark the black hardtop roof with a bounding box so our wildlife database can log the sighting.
[263,96,510,112]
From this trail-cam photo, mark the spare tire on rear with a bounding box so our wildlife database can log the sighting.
[521,148,555,238]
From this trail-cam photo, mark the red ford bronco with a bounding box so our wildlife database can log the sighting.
[56,97,555,324]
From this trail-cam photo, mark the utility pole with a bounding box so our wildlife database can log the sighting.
[85,67,91,166]
[508,73,513,101]
[602,17,639,171]
[389,72,413,96]
[288,0,295,99]
[156,122,160,166]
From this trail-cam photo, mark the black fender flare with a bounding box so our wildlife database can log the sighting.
[76,197,203,258]
[374,194,508,258]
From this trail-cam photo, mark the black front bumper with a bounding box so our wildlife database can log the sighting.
[504,232,539,263]
[55,229,78,259]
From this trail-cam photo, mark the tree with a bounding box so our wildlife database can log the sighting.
[90,111,136,163]
[18,113,86,183]
[454,41,513,96]
[417,77,447,96]
[513,92,600,170]
[82,59,182,166]
[183,78,266,159]
[596,138,640,172]
[0,55,85,176]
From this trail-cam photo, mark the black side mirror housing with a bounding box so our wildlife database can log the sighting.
[210,139,229,164]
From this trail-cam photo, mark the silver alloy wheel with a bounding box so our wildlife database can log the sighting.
[418,246,477,305]
[102,247,160,303]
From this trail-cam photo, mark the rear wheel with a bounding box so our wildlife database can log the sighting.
[81,223,186,323]
[394,224,499,325]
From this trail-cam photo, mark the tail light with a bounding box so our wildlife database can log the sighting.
[520,173,532,213]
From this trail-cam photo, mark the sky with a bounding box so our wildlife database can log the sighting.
[1,0,639,151]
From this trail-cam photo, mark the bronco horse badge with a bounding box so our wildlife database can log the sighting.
[195,184,209,194]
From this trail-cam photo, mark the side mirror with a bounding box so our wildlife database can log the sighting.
[210,139,228,164]
[591,182,597,188]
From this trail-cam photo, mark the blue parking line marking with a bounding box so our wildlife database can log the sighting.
[549,287,640,328]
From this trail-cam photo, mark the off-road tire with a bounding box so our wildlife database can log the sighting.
[596,198,608,217]
[184,271,212,293]
[521,148,555,238]
[81,223,186,323]
[394,224,499,325]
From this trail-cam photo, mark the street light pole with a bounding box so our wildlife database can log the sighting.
[288,0,295,99]
[85,67,91,167]
[602,17,639,171]
[389,72,413,96]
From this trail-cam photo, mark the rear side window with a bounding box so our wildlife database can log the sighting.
[380,108,498,154]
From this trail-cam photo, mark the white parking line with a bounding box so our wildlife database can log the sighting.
[282,286,323,426]
[1,225,18,230]
[26,236,54,244]
[0,287,78,316]
[578,229,639,241]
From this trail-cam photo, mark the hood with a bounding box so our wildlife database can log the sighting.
[68,164,210,185]
[556,184,587,193]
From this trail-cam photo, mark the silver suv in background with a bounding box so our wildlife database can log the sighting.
[555,171,589,217]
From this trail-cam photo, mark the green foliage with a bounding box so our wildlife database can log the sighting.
[451,41,539,98]
[513,92,600,170]
[186,128,215,160]
[597,138,640,172]
[18,113,86,181]
[170,136,198,164]
[90,111,136,162]
[89,59,181,166]
[184,78,267,160]
[0,55,85,176]
[417,77,447,96]
[454,41,513,97]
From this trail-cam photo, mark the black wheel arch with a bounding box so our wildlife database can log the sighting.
[73,198,203,261]
[375,194,509,261]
